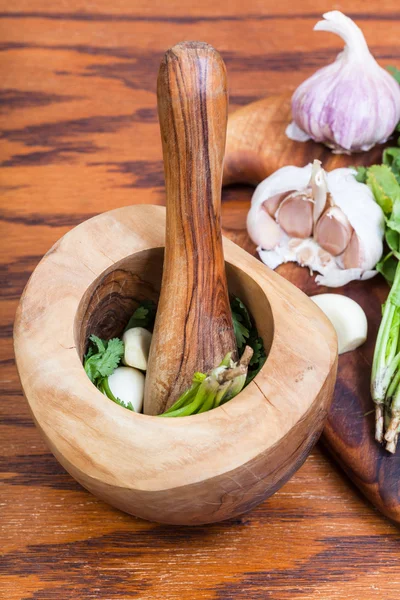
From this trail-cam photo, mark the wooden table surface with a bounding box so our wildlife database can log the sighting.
[1,1,400,598]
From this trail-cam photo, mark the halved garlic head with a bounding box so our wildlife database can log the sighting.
[310,293,367,354]
[247,160,384,287]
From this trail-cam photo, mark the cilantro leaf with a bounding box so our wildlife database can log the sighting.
[383,147,400,185]
[387,65,400,85]
[385,228,400,260]
[124,300,157,332]
[366,165,400,215]
[89,334,107,354]
[84,336,124,385]
[376,253,398,286]
[232,314,250,350]
[230,296,252,350]
[353,166,368,183]
[245,333,267,384]
[96,338,124,377]
[230,296,266,384]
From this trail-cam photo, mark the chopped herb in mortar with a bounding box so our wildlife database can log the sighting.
[83,296,266,417]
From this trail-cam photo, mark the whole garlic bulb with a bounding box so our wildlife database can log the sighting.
[286,11,400,153]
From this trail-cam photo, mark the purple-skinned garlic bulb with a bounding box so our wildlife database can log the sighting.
[247,160,385,287]
[286,11,400,153]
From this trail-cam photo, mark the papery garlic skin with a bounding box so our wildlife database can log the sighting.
[248,163,385,287]
[286,11,400,153]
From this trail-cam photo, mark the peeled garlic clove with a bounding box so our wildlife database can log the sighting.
[247,203,283,249]
[286,11,400,153]
[123,327,152,371]
[277,191,313,238]
[314,206,353,256]
[310,293,367,354]
[107,366,145,412]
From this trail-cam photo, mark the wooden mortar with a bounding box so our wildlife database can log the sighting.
[13,44,338,526]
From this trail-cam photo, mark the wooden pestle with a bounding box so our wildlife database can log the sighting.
[143,42,238,416]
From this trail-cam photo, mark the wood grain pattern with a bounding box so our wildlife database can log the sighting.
[145,42,237,415]
[14,204,336,524]
[223,92,400,524]
[2,1,400,598]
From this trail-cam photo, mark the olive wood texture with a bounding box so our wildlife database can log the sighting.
[223,93,400,524]
[14,204,337,525]
[145,42,236,415]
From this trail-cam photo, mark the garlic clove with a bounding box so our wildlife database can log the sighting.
[247,203,283,249]
[277,191,313,238]
[123,327,152,371]
[314,206,353,256]
[326,167,384,271]
[342,230,363,269]
[310,293,367,354]
[264,191,295,217]
[310,160,329,226]
[107,366,145,412]
[287,11,400,153]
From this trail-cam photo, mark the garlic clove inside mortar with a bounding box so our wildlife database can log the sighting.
[107,366,145,412]
[248,160,385,287]
[310,294,367,354]
[123,327,152,370]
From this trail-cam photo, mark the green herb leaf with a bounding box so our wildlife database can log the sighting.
[84,336,124,385]
[353,166,368,183]
[385,228,400,259]
[387,65,400,85]
[97,338,124,377]
[245,336,267,384]
[89,334,107,354]
[366,165,400,215]
[232,316,249,350]
[230,296,266,383]
[387,203,400,237]
[124,300,157,332]
[383,147,400,185]
[230,296,252,350]
[376,253,398,286]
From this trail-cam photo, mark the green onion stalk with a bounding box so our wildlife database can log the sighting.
[159,346,254,418]
[371,261,400,452]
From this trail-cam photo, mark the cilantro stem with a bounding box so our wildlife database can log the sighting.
[372,261,400,443]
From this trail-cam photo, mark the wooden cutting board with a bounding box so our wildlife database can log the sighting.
[224,93,400,525]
